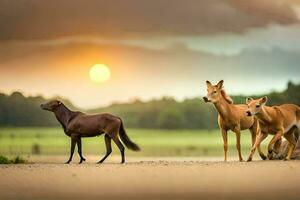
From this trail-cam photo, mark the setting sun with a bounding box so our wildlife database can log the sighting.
[89,64,111,83]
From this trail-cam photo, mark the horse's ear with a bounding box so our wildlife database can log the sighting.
[217,80,224,89]
[206,80,212,87]
[246,97,253,104]
[260,96,268,105]
[221,90,233,104]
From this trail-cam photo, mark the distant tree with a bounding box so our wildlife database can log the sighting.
[158,108,184,129]
[0,81,299,129]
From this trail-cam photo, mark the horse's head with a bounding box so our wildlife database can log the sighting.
[41,100,62,112]
[203,80,233,104]
[246,96,268,117]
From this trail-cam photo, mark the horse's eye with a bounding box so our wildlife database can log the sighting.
[256,105,260,108]
[213,91,217,94]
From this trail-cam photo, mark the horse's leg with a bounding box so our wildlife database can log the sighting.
[249,122,267,160]
[221,129,228,162]
[248,127,256,162]
[267,130,284,160]
[112,136,125,164]
[65,134,77,164]
[233,127,243,162]
[247,131,268,161]
[98,134,112,164]
[272,138,282,160]
[77,137,86,164]
[283,130,297,160]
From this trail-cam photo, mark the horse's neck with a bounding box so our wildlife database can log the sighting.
[256,106,272,124]
[214,96,233,119]
[54,105,73,130]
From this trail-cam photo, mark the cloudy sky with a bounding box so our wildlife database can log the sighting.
[1,0,300,108]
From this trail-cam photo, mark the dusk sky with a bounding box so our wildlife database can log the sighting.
[1,0,300,108]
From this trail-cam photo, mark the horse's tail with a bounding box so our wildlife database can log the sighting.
[119,119,140,151]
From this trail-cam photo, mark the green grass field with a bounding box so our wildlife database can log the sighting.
[0,127,272,157]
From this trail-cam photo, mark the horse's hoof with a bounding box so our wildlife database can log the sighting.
[78,157,86,164]
[65,161,71,164]
[79,160,85,164]
[260,154,267,160]
[247,157,252,162]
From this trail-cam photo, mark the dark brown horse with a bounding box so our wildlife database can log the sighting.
[41,100,140,164]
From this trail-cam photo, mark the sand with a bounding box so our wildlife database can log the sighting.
[0,156,300,200]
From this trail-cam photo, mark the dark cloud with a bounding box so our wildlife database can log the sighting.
[228,0,299,24]
[1,41,299,79]
[0,0,299,40]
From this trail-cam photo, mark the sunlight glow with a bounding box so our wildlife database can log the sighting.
[89,64,111,83]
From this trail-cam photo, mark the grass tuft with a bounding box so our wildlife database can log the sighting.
[0,155,11,164]
[0,155,26,164]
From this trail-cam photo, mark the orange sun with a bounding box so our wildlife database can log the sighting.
[89,64,111,83]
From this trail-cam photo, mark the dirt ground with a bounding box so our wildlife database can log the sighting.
[0,156,300,200]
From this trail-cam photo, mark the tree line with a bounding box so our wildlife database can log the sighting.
[0,81,299,129]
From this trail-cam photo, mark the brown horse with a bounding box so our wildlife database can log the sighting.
[203,80,265,162]
[41,100,140,164]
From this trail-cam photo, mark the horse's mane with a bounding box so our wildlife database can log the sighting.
[220,90,233,104]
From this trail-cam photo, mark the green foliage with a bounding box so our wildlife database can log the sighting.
[0,155,10,164]
[91,97,218,129]
[158,108,184,129]
[0,92,77,127]
[11,156,27,164]
[0,155,26,164]
[0,81,299,129]
[90,81,300,129]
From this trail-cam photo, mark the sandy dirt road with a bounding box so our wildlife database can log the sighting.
[0,156,300,200]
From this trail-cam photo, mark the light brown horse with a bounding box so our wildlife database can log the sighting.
[41,100,140,164]
[246,96,300,161]
[203,80,265,161]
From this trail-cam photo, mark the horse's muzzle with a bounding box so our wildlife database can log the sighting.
[40,104,47,110]
[203,96,210,103]
[246,111,252,117]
